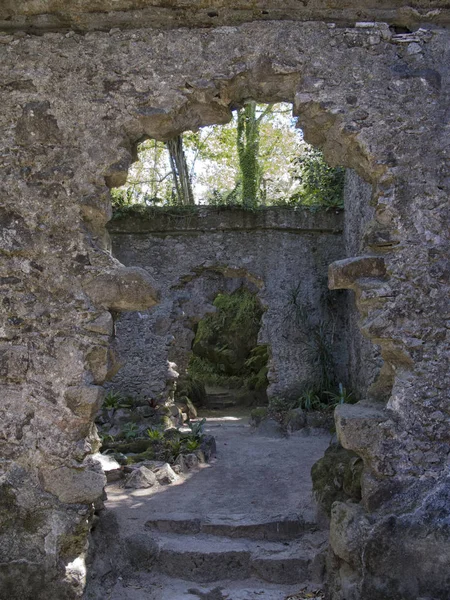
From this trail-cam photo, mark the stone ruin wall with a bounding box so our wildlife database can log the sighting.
[343,170,383,401]
[0,11,449,600]
[108,208,347,402]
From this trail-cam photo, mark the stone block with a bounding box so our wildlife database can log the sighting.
[84,312,114,336]
[124,466,158,489]
[330,502,370,568]
[335,402,388,455]
[83,266,160,311]
[328,256,386,290]
[65,386,105,420]
[41,466,106,504]
[153,463,179,485]
[85,345,121,384]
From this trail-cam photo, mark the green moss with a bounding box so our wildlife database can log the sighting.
[250,407,269,426]
[125,448,157,464]
[59,520,91,559]
[22,511,45,534]
[102,439,155,454]
[311,444,363,515]
[188,288,268,394]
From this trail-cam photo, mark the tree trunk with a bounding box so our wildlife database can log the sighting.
[237,102,260,208]
[166,135,195,205]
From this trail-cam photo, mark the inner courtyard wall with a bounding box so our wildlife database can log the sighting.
[0,17,449,600]
[108,208,347,402]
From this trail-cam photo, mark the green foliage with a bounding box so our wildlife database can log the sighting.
[185,438,200,452]
[121,422,139,440]
[324,383,355,406]
[290,146,345,210]
[187,289,268,394]
[103,391,132,410]
[167,438,183,459]
[237,101,265,208]
[298,389,322,412]
[206,184,243,208]
[298,383,356,413]
[99,432,115,444]
[146,428,164,441]
[244,345,270,390]
[109,102,344,212]
[188,418,206,440]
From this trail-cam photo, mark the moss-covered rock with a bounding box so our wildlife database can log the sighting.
[101,439,155,454]
[250,407,269,427]
[311,444,363,515]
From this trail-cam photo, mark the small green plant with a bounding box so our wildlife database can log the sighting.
[103,390,132,410]
[167,438,183,459]
[100,432,115,444]
[299,389,321,412]
[188,418,206,440]
[185,438,200,452]
[121,422,139,440]
[324,383,355,407]
[103,391,122,409]
[146,428,164,441]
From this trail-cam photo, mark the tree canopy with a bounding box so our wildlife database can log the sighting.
[110,102,345,211]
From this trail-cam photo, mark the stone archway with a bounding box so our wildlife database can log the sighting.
[1,20,448,599]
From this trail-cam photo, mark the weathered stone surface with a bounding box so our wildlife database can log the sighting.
[83,312,114,336]
[253,418,285,438]
[335,403,392,477]
[109,208,347,401]
[41,465,106,504]
[153,462,179,485]
[83,266,160,311]
[328,256,386,290]
[0,16,448,600]
[1,0,449,33]
[184,453,199,470]
[285,408,307,432]
[312,445,363,515]
[0,344,29,382]
[65,386,105,420]
[200,435,217,462]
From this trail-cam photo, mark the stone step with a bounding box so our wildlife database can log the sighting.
[206,400,238,409]
[152,532,327,584]
[105,572,324,600]
[145,514,319,541]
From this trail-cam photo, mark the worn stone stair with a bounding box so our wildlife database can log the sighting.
[145,513,319,541]
[85,418,330,599]
[205,386,238,410]
[153,530,327,585]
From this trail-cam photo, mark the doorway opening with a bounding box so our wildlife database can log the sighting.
[86,97,382,600]
[180,287,269,413]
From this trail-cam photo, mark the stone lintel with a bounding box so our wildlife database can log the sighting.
[328,256,386,290]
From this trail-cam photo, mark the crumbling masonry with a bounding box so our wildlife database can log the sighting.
[0,2,449,599]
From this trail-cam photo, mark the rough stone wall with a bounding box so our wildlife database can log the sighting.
[343,170,383,401]
[2,0,450,32]
[108,208,346,401]
[0,18,449,600]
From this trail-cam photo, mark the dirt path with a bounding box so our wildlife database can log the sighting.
[84,414,330,600]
